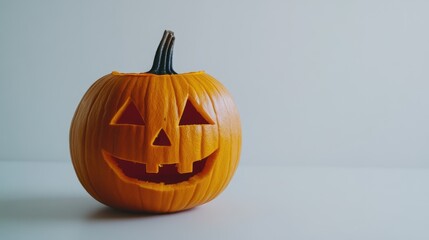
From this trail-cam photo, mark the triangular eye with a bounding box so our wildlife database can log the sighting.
[111,99,145,125]
[179,99,213,125]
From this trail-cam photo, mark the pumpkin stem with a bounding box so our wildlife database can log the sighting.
[147,30,177,75]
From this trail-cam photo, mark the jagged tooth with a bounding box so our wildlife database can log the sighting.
[177,162,193,174]
[145,163,159,173]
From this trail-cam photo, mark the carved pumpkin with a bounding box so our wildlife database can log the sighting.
[69,31,241,213]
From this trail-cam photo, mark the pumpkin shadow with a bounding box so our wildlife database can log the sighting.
[87,202,198,221]
[0,195,196,223]
[87,206,192,221]
[87,207,158,220]
[0,196,99,222]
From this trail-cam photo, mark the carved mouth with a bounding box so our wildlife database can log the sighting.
[103,151,215,185]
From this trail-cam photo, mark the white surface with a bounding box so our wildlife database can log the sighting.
[1,161,428,240]
[2,0,429,167]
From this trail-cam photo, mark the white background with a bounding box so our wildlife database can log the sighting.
[1,1,429,239]
[1,0,429,167]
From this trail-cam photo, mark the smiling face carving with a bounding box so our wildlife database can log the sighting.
[103,95,217,185]
[70,72,241,213]
[101,75,220,184]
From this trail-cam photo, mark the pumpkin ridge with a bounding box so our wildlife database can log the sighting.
[94,75,129,205]
[185,74,220,205]
[81,75,117,201]
[212,78,242,191]
[108,75,141,205]
[198,74,237,200]
[83,76,119,199]
[134,75,151,162]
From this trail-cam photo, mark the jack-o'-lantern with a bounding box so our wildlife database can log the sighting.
[69,30,241,213]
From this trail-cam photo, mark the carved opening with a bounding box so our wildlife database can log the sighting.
[152,129,171,146]
[111,99,145,125]
[179,99,213,125]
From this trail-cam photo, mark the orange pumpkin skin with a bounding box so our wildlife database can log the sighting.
[70,70,241,212]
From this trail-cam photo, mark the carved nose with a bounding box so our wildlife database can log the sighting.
[152,128,171,146]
